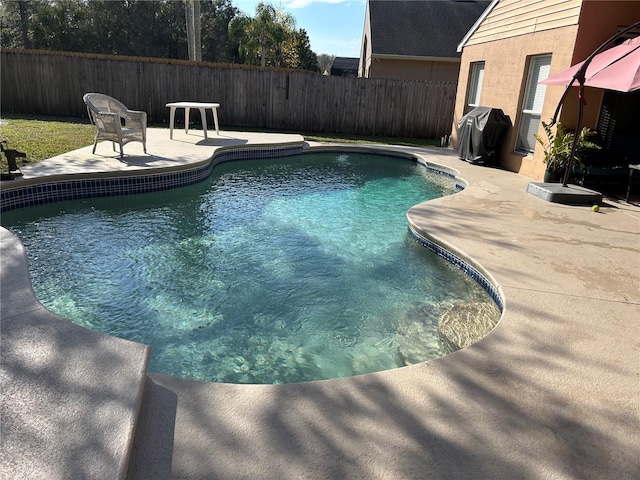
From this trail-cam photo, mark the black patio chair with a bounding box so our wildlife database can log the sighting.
[1,140,25,179]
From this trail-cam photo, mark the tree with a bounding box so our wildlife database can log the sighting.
[283,29,318,71]
[17,0,30,48]
[228,1,316,70]
[184,0,201,61]
[229,2,284,67]
[0,0,35,49]
[200,0,239,63]
[0,0,252,65]
[1,0,192,60]
[29,0,92,53]
[228,12,257,65]
[269,5,295,67]
[317,54,335,75]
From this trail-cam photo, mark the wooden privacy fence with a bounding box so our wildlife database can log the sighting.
[1,49,457,138]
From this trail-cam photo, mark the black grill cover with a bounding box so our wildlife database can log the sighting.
[457,107,511,165]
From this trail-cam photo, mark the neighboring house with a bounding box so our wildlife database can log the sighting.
[330,57,359,77]
[359,0,491,81]
[452,0,640,181]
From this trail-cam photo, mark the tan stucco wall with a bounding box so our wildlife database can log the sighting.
[368,58,461,82]
[453,26,579,180]
[573,1,640,63]
[453,0,640,180]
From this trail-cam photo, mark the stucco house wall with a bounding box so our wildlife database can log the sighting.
[366,57,461,82]
[452,0,640,180]
[453,26,579,179]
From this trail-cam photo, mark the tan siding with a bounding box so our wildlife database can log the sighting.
[484,0,580,25]
[466,0,581,46]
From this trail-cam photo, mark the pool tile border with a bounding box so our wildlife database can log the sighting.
[1,143,495,311]
[0,145,465,212]
[0,145,304,212]
[408,227,504,311]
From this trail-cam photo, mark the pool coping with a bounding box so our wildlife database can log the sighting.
[2,141,504,312]
[1,129,639,479]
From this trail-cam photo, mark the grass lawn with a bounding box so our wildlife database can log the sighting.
[0,115,96,172]
[0,113,439,173]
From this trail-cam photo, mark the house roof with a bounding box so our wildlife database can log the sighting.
[331,57,360,71]
[330,57,359,76]
[369,0,491,59]
[457,0,499,52]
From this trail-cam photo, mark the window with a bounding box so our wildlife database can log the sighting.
[516,55,551,154]
[466,62,485,113]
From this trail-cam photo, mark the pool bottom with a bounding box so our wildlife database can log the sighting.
[3,151,500,384]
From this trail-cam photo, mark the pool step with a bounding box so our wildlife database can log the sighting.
[0,227,151,480]
[125,376,178,480]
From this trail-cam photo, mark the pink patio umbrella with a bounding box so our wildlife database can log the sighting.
[540,36,640,92]
[538,23,640,186]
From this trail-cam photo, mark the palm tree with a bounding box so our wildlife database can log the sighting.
[229,2,295,67]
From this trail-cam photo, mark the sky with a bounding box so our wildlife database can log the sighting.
[233,0,367,58]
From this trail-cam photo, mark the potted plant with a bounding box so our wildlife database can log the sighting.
[534,121,600,183]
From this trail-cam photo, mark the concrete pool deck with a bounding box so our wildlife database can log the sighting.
[1,127,639,479]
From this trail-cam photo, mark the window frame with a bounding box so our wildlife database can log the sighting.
[465,61,485,114]
[516,54,552,154]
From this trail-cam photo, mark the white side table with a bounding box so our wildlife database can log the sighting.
[166,102,220,140]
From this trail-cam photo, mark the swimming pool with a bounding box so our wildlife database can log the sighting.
[2,151,499,384]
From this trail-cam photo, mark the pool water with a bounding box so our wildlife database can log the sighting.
[2,152,498,384]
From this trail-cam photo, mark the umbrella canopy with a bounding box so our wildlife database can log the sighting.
[540,36,640,92]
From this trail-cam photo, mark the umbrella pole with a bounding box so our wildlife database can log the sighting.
[562,83,584,187]
[550,20,640,187]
